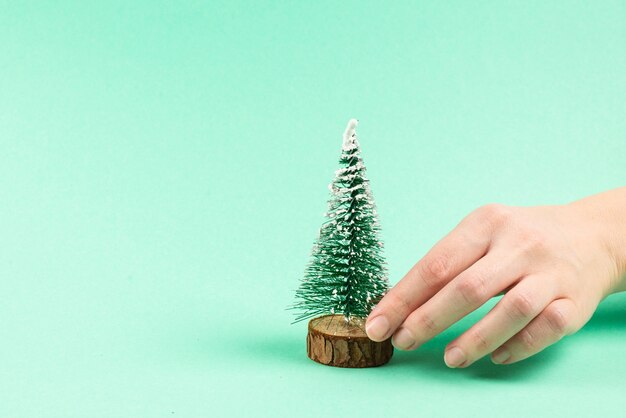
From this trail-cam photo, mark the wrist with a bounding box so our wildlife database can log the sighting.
[568,188,626,293]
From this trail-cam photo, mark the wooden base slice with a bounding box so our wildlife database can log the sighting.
[307,314,393,368]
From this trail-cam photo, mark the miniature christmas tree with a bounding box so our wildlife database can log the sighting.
[293,119,393,368]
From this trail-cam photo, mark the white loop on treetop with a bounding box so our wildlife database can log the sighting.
[342,119,359,151]
[343,119,358,141]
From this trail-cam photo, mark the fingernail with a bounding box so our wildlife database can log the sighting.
[491,348,511,364]
[392,328,416,350]
[444,347,466,368]
[365,316,390,341]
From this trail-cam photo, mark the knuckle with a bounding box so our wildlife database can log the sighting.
[418,254,452,287]
[517,229,549,254]
[386,291,412,317]
[543,305,570,337]
[477,203,512,227]
[417,312,438,334]
[505,292,538,320]
[456,273,487,305]
[470,329,490,351]
[519,328,536,351]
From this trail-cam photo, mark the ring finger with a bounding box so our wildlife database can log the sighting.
[491,298,580,364]
[443,274,557,368]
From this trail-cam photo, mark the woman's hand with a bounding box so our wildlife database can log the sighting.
[365,188,626,367]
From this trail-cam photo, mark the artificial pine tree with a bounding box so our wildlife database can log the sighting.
[293,119,393,368]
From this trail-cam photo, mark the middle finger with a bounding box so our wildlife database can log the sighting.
[391,248,527,350]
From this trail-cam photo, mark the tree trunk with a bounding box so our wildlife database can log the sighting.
[307,314,393,368]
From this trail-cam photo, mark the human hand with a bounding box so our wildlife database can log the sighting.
[366,190,626,367]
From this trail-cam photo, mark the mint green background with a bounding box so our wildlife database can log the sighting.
[1,1,626,417]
